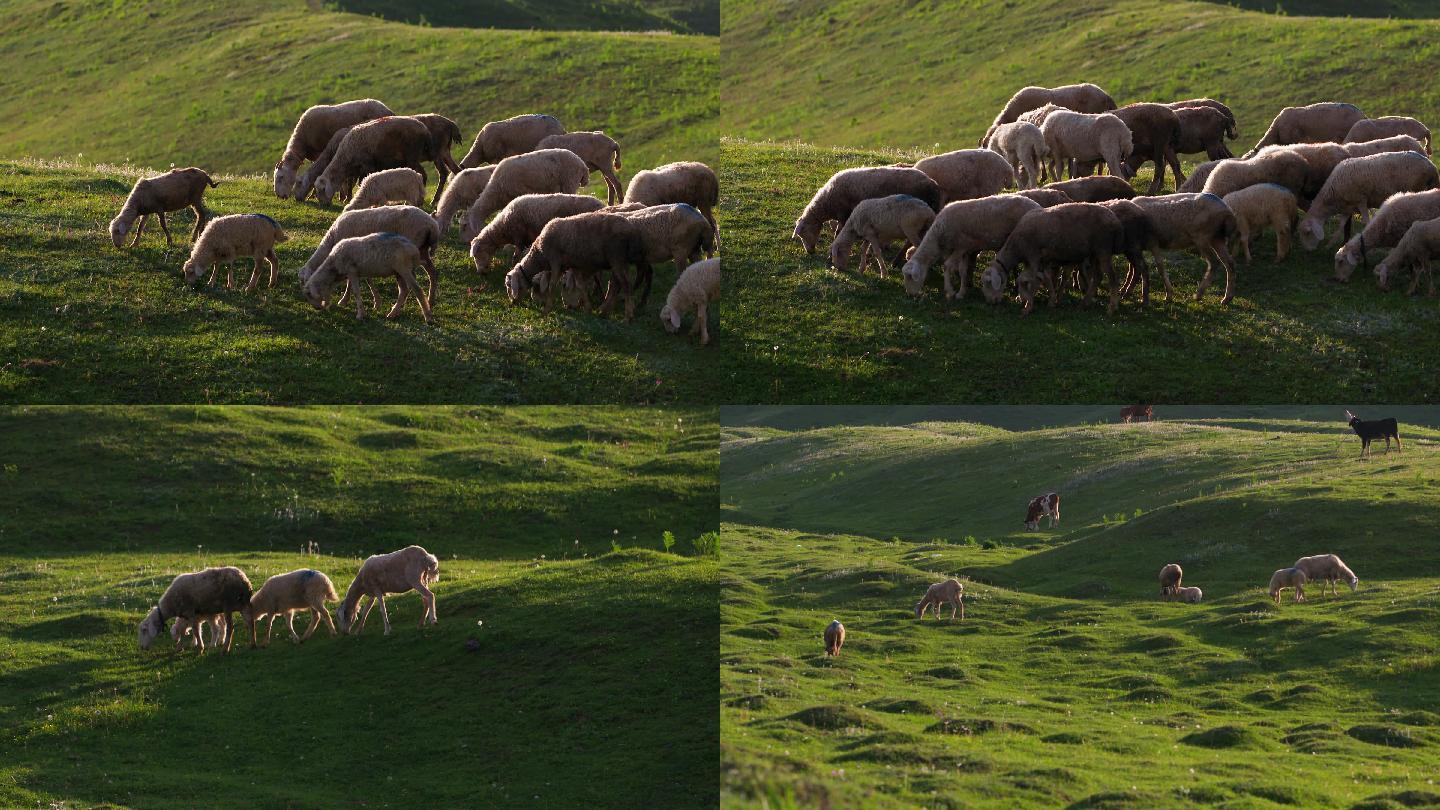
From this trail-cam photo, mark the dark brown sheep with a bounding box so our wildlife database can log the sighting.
[1159,563,1183,599]
[1100,198,1155,305]
[1167,98,1237,146]
[459,113,565,168]
[411,113,464,205]
[1044,175,1136,203]
[1130,193,1239,304]
[986,202,1123,314]
[1172,106,1235,171]
[314,116,435,207]
[1078,103,1182,194]
[792,166,943,253]
[503,211,649,320]
[1243,102,1365,158]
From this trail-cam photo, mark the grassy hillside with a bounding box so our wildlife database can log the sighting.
[720,416,1440,808]
[0,0,716,175]
[332,0,720,34]
[1201,0,1440,17]
[0,405,719,808]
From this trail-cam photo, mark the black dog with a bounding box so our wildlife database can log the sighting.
[1345,410,1402,458]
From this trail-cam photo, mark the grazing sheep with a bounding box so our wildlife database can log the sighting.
[1100,198,1155,304]
[914,579,964,620]
[240,569,339,647]
[301,205,440,304]
[1041,110,1133,181]
[181,213,289,292]
[1093,103,1183,194]
[137,566,253,654]
[1292,554,1359,596]
[981,83,1117,147]
[504,211,648,319]
[1268,567,1308,604]
[1168,98,1238,146]
[901,194,1041,300]
[109,168,218,248]
[1158,563,1184,598]
[171,614,227,650]
[1201,150,1309,201]
[1374,216,1440,295]
[469,193,606,272]
[1044,176,1135,203]
[623,161,721,241]
[458,113,565,168]
[985,203,1123,314]
[1173,586,1203,604]
[1130,193,1239,304]
[1177,159,1225,194]
[1171,106,1237,173]
[535,131,623,204]
[1345,116,1431,154]
[824,619,845,657]
[987,121,1049,189]
[1018,102,1067,130]
[343,167,425,212]
[1243,102,1365,158]
[433,165,496,235]
[1260,137,1424,205]
[661,257,719,345]
[914,149,1016,204]
[303,232,433,323]
[294,126,352,203]
[793,166,942,254]
[1014,187,1073,207]
[313,116,434,207]
[274,98,393,199]
[1297,151,1440,250]
[830,194,936,276]
[336,545,440,635]
[1222,183,1299,264]
[459,148,590,241]
[1333,189,1440,280]
[618,203,716,306]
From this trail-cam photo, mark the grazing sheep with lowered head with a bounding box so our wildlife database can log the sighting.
[1201,150,1309,201]
[1345,116,1431,154]
[460,148,590,242]
[1297,151,1440,250]
[1222,183,1299,264]
[337,545,440,635]
[304,232,433,323]
[294,126,351,203]
[110,168,218,248]
[181,213,289,292]
[138,566,253,654]
[824,619,845,656]
[240,569,339,647]
[536,131,623,204]
[1041,110,1133,181]
[986,202,1123,314]
[459,113,565,168]
[902,194,1041,300]
[661,257,719,345]
[981,83,1117,147]
[274,98,393,199]
[313,116,433,207]
[830,194,935,276]
[505,211,648,319]
[301,205,440,304]
[469,192,606,272]
[914,149,1016,205]
[1373,216,1440,296]
[793,166,942,254]
[987,121,1049,189]
[1333,189,1440,280]
[1292,554,1359,596]
[1173,586,1203,604]
[343,167,425,212]
[1268,567,1308,604]
[432,165,496,235]
[914,579,964,620]
[1159,563,1183,598]
[1243,102,1365,157]
[623,161,721,242]
[1130,193,1239,304]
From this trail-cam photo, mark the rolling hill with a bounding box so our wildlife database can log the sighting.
[0,405,719,808]
[721,414,1440,807]
[332,0,720,35]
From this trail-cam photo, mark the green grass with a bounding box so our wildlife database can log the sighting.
[331,0,720,35]
[0,405,719,808]
[720,413,1440,808]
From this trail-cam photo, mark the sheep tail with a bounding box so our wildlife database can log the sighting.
[200,171,220,188]
[613,147,622,171]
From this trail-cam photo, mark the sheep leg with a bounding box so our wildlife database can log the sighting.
[158,212,173,247]
[205,264,220,287]
[1149,246,1175,302]
[415,582,436,627]
[1164,144,1184,190]
[940,254,962,300]
[1147,145,1166,195]
[222,612,235,653]
[1211,238,1237,304]
[407,269,434,323]
[356,595,376,633]
[244,256,264,293]
[266,250,280,288]
[129,215,148,247]
[600,168,622,206]
[866,238,889,278]
[387,275,408,319]
[301,607,323,642]
[695,301,710,345]
[958,596,965,620]
[319,603,338,636]
[193,620,206,654]
[378,595,392,635]
[353,275,367,320]
[266,614,279,646]
[949,600,958,620]
[285,612,300,643]
[421,254,439,307]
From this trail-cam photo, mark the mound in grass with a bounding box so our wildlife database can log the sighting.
[1180,725,1269,749]
[1395,710,1440,727]
[925,717,1036,736]
[862,697,934,715]
[1348,725,1425,748]
[1042,732,1086,745]
[1122,686,1174,703]
[1068,789,1171,809]
[786,705,878,731]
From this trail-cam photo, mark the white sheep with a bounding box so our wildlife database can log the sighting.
[239,569,339,647]
[181,214,289,291]
[913,149,1016,204]
[301,205,440,305]
[660,257,719,345]
[137,566,253,654]
[460,148,591,241]
[1039,110,1133,181]
[336,545,440,635]
[1374,215,1440,295]
[987,121,1049,189]
[171,614,227,650]
[1332,189,1440,280]
[1172,586,1203,604]
[303,233,433,323]
[828,194,936,276]
[343,167,425,212]
[1268,567,1308,604]
[914,579,964,620]
[1292,554,1359,596]
[1222,183,1299,264]
[432,165,496,234]
[1298,151,1440,250]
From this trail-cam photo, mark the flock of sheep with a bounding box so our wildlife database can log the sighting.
[793,84,1440,311]
[136,545,441,654]
[108,102,721,342]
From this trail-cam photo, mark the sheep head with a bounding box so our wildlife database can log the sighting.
[980,265,1008,304]
[109,214,131,248]
[503,267,530,304]
[314,176,337,207]
[901,260,927,298]
[468,237,495,274]
[1298,216,1327,251]
[792,218,820,254]
[273,162,297,199]
[1374,258,1396,291]
[1333,242,1361,280]
[660,303,682,333]
[137,607,166,650]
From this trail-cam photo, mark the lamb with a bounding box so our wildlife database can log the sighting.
[1041,110,1133,181]
[458,113,565,168]
[432,165,496,235]
[293,125,351,203]
[300,205,440,304]
[1292,554,1359,596]
[984,202,1122,314]
[824,619,845,656]
[1014,187,1073,207]
[1332,189,1440,280]
[109,167,218,248]
[1243,102,1365,158]
[1093,103,1183,194]
[535,131,623,204]
[1177,160,1224,194]
[661,257,719,346]
[1158,563,1183,598]
[273,98,393,199]
[1043,176,1135,203]
[1345,116,1431,154]
[623,161,721,241]
[181,213,289,292]
[240,568,339,647]
[336,545,440,636]
[1201,150,1309,201]
[914,149,1016,204]
[980,83,1117,147]
[986,121,1049,189]
[914,579,964,620]
[459,148,591,241]
[342,167,425,212]
[829,194,936,276]
[901,194,1041,300]
[1130,193,1239,304]
[504,211,648,319]
[171,614,227,650]
[1222,183,1299,264]
[1297,151,1439,251]
[1374,216,1440,296]
[792,166,942,254]
[313,116,433,207]
[1268,567,1308,604]
[468,193,606,272]
[1172,586,1203,604]
[618,203,716,306]
[303,232,433,323]
[137,566,253,654]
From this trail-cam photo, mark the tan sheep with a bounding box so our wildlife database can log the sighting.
[1043,176,1135,203]
[181,213,289,292]
[1200,151,1309,201]
[1172,586,1203,604]
[1333,189,1440,280]
[504,211,647,319]
[1297,151,1440,250]
[1374,216,1440,295]
[137,566,253,654]
[914,149,1016,205]
[337,545,440,635]
[535,131,623,204]
[824,619,845,656]
[792,166,942,254]
[985,202,1123,314]
[660,257,719,345]
[109,168,218,248]
[1130,193,1239,304]
[468,192,606,272]
[980,83,1117,147]
[1040,110,1133,181]
[987,121,1049,189]
[458,113,565,168]
[1268,567,1308,604]
[301,205,440,304]
[1222,183,1299,264]
[274,99,393,199]
[829,194,936,276]
[914,579,964,620]
[303,232,433,323]
[1292,554,1359,596]
[1014,188,1073,208]
[432,165,496,235]
[1345,116,1431,154]
[1158,563,1183,598]
[624,161,721,241]
[901,194,1041,300]
[342,167,425,212]
[459,148,591,242]
[240,569,339,647]
[1243,102,1365,158]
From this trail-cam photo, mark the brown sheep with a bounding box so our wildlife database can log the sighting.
[410,113,465,205]
[460,149,591,241]
[980,83,1118,147]
[458,113,565,168]
[469,193,606,272]
[1044,176,1135,203]
[503,211,649,319]
[985,202,1123,314]
[273,98,393,199]
[1167,98,1238,148]
[913,149,1016,205]
[1345,116,1431,154]
[314,116,434,207]
[109,168,219,248]
[1100,198,1155,305]
[1171,106,1235,172]
[1158,563,1183,599]
[1130,193,1239,304]
[623,161,721,242]
[792,166,942,254]
[294,125,352,203]
[824,619,845,656]
[1243,102,1365,158]
[901,194,1041,300]
[1088,103,1183,194]
[535,131,623,204]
